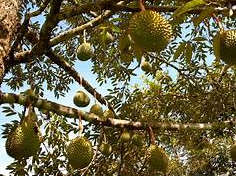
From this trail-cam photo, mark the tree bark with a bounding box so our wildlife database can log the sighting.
[0,0,20,85]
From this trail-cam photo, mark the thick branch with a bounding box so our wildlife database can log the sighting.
[0,0,20,84]
[0,92,235,131]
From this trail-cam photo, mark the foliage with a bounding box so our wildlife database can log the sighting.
[2,0,236,175]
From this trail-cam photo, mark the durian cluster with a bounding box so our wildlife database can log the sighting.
[72,91,169,172]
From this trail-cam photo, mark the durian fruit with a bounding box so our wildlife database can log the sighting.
[132,134,143,147]
[230,144,236,161]
[120,131,131,143]
[99,141,112,156]
[219,30,236,65]
[5,113,41,159]
[73,91,90,107]
[141,60,152,72]
[103,109,115,119]
[90,104,103,116]
[66,137,94,169]
[146,144,169,173]
[129,10,172,52]
[76,42,93,61]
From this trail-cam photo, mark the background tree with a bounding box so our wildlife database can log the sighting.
[1,0,236,175]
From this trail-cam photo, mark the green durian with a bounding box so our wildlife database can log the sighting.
[99,142,112,156]
[73,91,90,107]
[120,131,131,143]
[66,137,94,169]
[77,42,93,61]
[5,113,41,159]
[129,10,172,52]
[147,144,169,173]
[219,29,236,65]
[90,104,103,116]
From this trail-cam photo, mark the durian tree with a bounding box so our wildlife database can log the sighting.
[2,0,236,175]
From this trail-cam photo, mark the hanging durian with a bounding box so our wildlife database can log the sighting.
[5,107,41,160]
[219,29,236,65]
[146,144,169,173]
[66,136,94,169]
[76,42,93,61]
[73,91,90,107]
[129,10,172,52]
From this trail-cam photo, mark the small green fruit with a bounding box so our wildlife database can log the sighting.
[73,91,90,107]
[66,137,94,169]
[230,145,236,161]
[131,134,143,147]
[141,61,152,72]
[77,42,93,61]
[147,144,169,173]
[120,131,131,143]
[103,110,115,119]
[99,142,112,156]
[5,121,41,159]
[90,104,103,116]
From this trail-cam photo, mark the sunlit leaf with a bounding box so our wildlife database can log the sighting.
[172,0,206,18]
[173,42,186,60]
[193,7,215,27]
[185,42,193,64]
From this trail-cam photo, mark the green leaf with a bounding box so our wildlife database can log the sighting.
[132,44,143,62]
[185,42,193,64]
[173,42,186,60]
[193,37,207,42]
[213,32,221,61]
[193,7,215,27]
[118,33,131,52]
[172,0,206,18]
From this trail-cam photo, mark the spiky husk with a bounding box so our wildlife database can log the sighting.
[6,121,41,159]
[129,10,172,52]
[90,104,103,116]
[66,137,94,169]
[147,144,169,173]
[220,30,236,64]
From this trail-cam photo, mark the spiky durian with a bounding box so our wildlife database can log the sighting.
[120,131,131,143]
[5,113,41,159]
[90,104,103,116]
[66,137,94,169]
[219,29,236,64]
[103,109,115,119]
[129,10,172,52]
[73,91,90,107]
[76,42,93,61]
[147,144,169,173]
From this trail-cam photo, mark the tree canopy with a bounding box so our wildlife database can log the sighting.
[1,0,236,175]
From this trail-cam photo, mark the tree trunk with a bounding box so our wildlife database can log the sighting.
[0,0,20,85]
